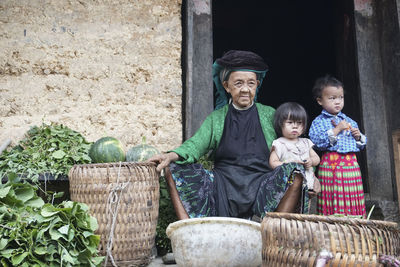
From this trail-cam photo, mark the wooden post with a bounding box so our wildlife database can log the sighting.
[392,130,400,211]
[184,0,213,140]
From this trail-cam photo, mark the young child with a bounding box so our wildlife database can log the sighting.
[269,102,320,194]
[309,75,367,217]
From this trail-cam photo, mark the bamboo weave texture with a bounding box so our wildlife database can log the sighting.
[262,212,400,267]
[69,162,159,267]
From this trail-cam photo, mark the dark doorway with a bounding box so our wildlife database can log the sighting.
[213,0,337,120]
[212,0,368,192]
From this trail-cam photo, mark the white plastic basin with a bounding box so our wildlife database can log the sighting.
[166,217,262,267]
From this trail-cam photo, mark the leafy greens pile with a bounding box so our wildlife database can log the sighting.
[0,123,92,181]
[0,174,104,266]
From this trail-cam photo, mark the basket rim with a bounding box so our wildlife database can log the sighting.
[71,161,156,169]
[263,212,399,229]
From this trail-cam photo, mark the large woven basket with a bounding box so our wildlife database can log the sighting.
[262,212,400,266]
[68,162,159,266]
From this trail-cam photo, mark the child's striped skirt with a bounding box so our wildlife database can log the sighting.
[317,152,366,217]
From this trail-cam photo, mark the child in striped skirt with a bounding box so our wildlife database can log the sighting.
[309,75,367,218]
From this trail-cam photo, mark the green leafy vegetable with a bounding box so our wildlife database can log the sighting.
[0,123,92,181]
[0,177,104,266]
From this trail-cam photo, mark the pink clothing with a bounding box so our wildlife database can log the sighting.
[317,152,366,217]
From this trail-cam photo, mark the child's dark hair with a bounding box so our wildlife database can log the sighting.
[312,74,344,100]
[274,102,308,137]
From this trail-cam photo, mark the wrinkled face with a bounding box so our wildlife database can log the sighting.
[223,71,259,108]
[282,119,304,140]
[317,86,344,115]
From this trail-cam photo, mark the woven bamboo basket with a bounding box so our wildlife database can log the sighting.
[262,212,400,267]
[68,162,159,267]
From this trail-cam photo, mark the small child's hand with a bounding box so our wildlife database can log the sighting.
[302,159,312,169]
[331,119,350,132]
[349,125,361,141]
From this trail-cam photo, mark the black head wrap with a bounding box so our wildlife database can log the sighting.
[215,50,269,72]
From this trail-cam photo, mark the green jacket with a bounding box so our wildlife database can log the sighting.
[172,103,276,164]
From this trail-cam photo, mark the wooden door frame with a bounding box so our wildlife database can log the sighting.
[183,0,398,205]
[183,0,214,140]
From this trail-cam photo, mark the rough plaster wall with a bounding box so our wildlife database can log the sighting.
[0,0,182,153]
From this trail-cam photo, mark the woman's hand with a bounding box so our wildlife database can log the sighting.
[147,152,179,172]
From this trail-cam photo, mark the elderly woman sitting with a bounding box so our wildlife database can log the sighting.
[149,50,318,220]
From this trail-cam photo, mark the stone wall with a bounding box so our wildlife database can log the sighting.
[0,0,183,153]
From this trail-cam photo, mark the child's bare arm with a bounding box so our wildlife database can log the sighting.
[269,149,283,169]
[309,148,320,167]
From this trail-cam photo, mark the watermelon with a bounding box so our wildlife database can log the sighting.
[126,143,159,162]
[89,136,125,163]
